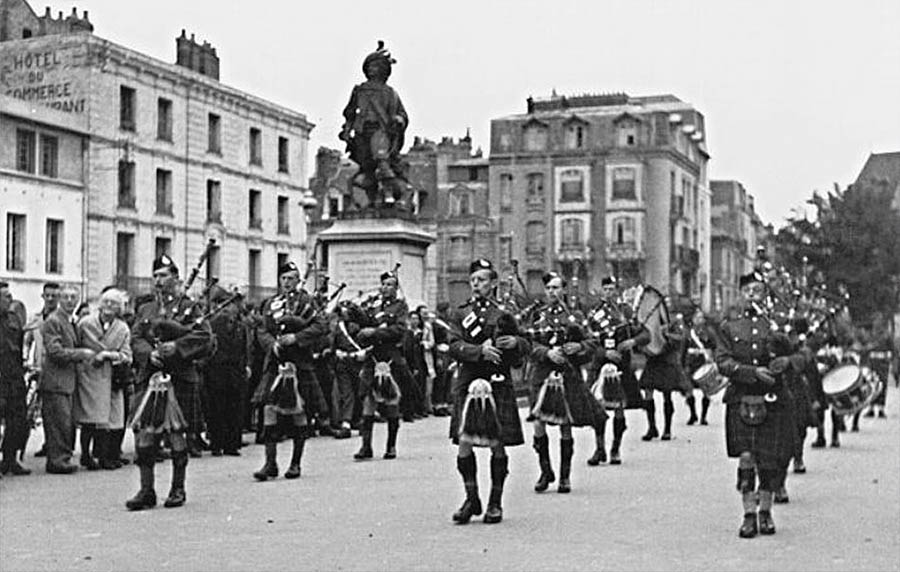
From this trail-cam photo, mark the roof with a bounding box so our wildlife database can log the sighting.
[854,152,900,188]
[496,93,697,122]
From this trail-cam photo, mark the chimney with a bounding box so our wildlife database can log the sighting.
[175,31,220,80]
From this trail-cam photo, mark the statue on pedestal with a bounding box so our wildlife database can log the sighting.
[339,41,411,212]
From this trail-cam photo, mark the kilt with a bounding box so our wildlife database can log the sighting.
[725,400,795,470]
[450,377,524,447]
[174,381,204,433]
[786,374,818,429]
[640,358,691,394]
[529,368,606,427]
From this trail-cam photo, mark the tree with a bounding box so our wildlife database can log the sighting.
[773,181,900,326]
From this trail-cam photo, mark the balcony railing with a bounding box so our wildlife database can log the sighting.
[605,242,644,260]
[671,245,700,269]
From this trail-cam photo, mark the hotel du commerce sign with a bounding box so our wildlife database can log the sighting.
[1,42,87,114]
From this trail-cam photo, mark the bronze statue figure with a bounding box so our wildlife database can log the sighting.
[339,41,411,211]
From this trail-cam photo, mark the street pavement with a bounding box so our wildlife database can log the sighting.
[1,387,898,572]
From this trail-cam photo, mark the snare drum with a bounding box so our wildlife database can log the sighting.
[692,363,729,397]
[822,364,876,415]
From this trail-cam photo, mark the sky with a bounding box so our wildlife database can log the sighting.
[66,0,900,226]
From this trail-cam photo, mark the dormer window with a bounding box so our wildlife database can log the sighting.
[564,116,588,150]
[614,113,639,147]
[523,119,548,152]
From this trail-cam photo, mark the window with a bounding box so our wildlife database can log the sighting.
[154,237,171,259]
[468,167,479,182]
[157,98,173,141]
[117,160,135,209]
[526,221,545,254]
[45,219,63,274]
[206,244,220,284]
[277,196,289,234]
[527,173,545,208]
[119,86,136,131]
[39,135,58,177]
[16,129,35,173]
[248,249,261,287]
[617,122,637,147]
[499,174,513,212]
[6,213,26,271]
[559,169,585,203]
[206,180,222,223]
[612,216,636,247]
[565,124,585,150]
[278,136,289,173]
[249,189,262,229]
[250,127,262,166]
[560,218,584,248]
[115,232,134,278]
[156,169,173,215]
[207,114,222,153]
[523,124,547,151]
[452,192,471,217]
[612,167,636,200]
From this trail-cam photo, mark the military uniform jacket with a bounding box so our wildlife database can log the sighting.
[131,294,214,386]
[257,289,328,372]
[586,300,649,384]
[715,307,804,405]
[448,296,529,387]
[355,296,409,362]
[528,302,597,383]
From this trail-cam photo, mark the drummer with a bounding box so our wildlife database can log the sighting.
[715,271,808,538]
[684,308,719,426]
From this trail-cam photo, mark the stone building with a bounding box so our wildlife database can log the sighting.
[489,92,711,310]
[709,180,760,314]
[0,95,88,311]
[1,0,314,305]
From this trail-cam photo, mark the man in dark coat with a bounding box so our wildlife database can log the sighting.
[205,287,247,456]
[1,282,32,475]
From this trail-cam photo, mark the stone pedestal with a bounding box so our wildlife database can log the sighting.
[317,217,435,308]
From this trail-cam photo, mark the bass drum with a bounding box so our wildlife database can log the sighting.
[632,285,670,356]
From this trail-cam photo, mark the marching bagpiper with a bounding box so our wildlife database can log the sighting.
[584,276,649,465]
[526,271,604,494]
[715,271,807,538]
[252,261,329,481]
[352,268,415,460]
[127,255,214,510]
[448,259,529,524]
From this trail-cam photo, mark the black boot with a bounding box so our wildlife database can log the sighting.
[384,418,399,459]
[758,510,776,535]
[558,438,573,493]
[700,396,710,425]
[253,441,279,481]
[686,396,698,425]
[284,435,305,479]
[164,452,187,508]
[452,455,482,524]
[610,416,626,465]
[533,435,554,492]
[354,417,374,460]
[739,512,758,538]
[484,455,508,524]
[642,403,658,441]
[587,420,607,466]
[126,448,156,511]
[661,397,674,440]
[1,452,31,475]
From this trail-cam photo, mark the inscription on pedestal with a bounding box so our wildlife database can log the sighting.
[332,249,393,297]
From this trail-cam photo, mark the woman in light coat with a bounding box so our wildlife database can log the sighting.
[74,289,132,470]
